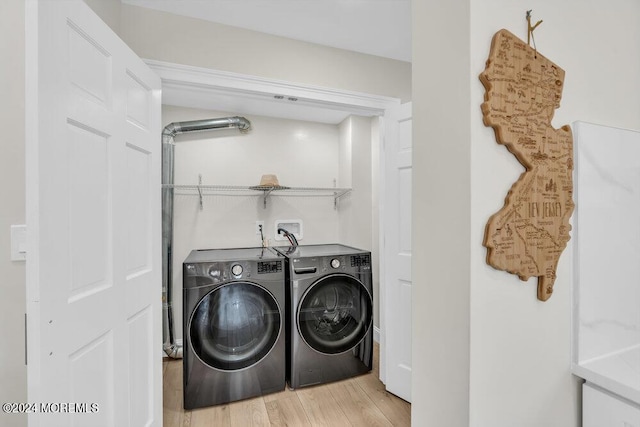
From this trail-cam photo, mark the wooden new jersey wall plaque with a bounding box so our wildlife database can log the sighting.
[480,29,574,301]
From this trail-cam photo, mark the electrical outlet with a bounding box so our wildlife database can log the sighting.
[255,221,265,235]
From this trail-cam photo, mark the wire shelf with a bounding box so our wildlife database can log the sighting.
[162,184,351,209]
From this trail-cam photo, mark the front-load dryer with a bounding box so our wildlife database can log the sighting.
[182,247,285,409]
[274,244,373,389]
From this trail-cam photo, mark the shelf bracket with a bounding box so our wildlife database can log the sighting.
[262,188,275,209]
[333,189,351,210]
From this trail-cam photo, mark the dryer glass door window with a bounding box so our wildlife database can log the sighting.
[190,282,281,371]
[298,274,372,354]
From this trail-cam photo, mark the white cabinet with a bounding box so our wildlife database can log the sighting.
[573,122,640,417]
[583,383,640,427]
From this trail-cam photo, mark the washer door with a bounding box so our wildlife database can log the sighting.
[189,282,281,371]
[298,273,372,355]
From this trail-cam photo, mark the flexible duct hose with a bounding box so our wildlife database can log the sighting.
[162,116,251,359]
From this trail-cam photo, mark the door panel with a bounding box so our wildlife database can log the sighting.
[27,1,161,425]
[69,332,114,426]
[128,307,154,426]
[68,122,112,300]
[383,102,412,402]
[125,144,152,276]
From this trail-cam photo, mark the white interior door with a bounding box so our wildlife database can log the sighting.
[26,1,162,425]
[382,102,412,402]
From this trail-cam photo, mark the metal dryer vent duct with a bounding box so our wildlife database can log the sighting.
[162,116,251,359]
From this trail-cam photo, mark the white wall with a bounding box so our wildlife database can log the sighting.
[338,116,379,325]
[412,1,471,425]
[338,116,373,250]
[83,0,121,33]
[165,105,344,340]
[118,4,411,102]
[413,0,640,426]
[0,0,27,426]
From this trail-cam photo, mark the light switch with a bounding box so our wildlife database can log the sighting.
[11,225,26,261]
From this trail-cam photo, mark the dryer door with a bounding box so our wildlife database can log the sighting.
[298,273,373,354]
[189,282,281,371]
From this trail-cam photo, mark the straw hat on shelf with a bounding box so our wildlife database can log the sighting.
[249,174,289,190]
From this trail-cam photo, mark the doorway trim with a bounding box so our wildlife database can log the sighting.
[144,60,400,123]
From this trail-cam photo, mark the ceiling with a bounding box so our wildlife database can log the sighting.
[121,0,412,62]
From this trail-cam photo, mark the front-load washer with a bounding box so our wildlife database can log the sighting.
[274,244,373,389]
[182,247,285,409]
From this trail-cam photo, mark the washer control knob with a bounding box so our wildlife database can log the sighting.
[231,264,243,276]
[330,258,341,269]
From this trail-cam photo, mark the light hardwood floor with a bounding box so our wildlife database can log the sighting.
[163,343,411,426]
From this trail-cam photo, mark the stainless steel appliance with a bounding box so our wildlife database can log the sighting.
[182,247,285,409]
[274,244,373,389]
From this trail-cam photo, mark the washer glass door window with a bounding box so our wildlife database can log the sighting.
[190,282,281,371]
[298,274,372,354]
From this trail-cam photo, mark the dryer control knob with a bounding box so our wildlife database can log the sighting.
[231,264,243,276]
[330,258,341,269]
